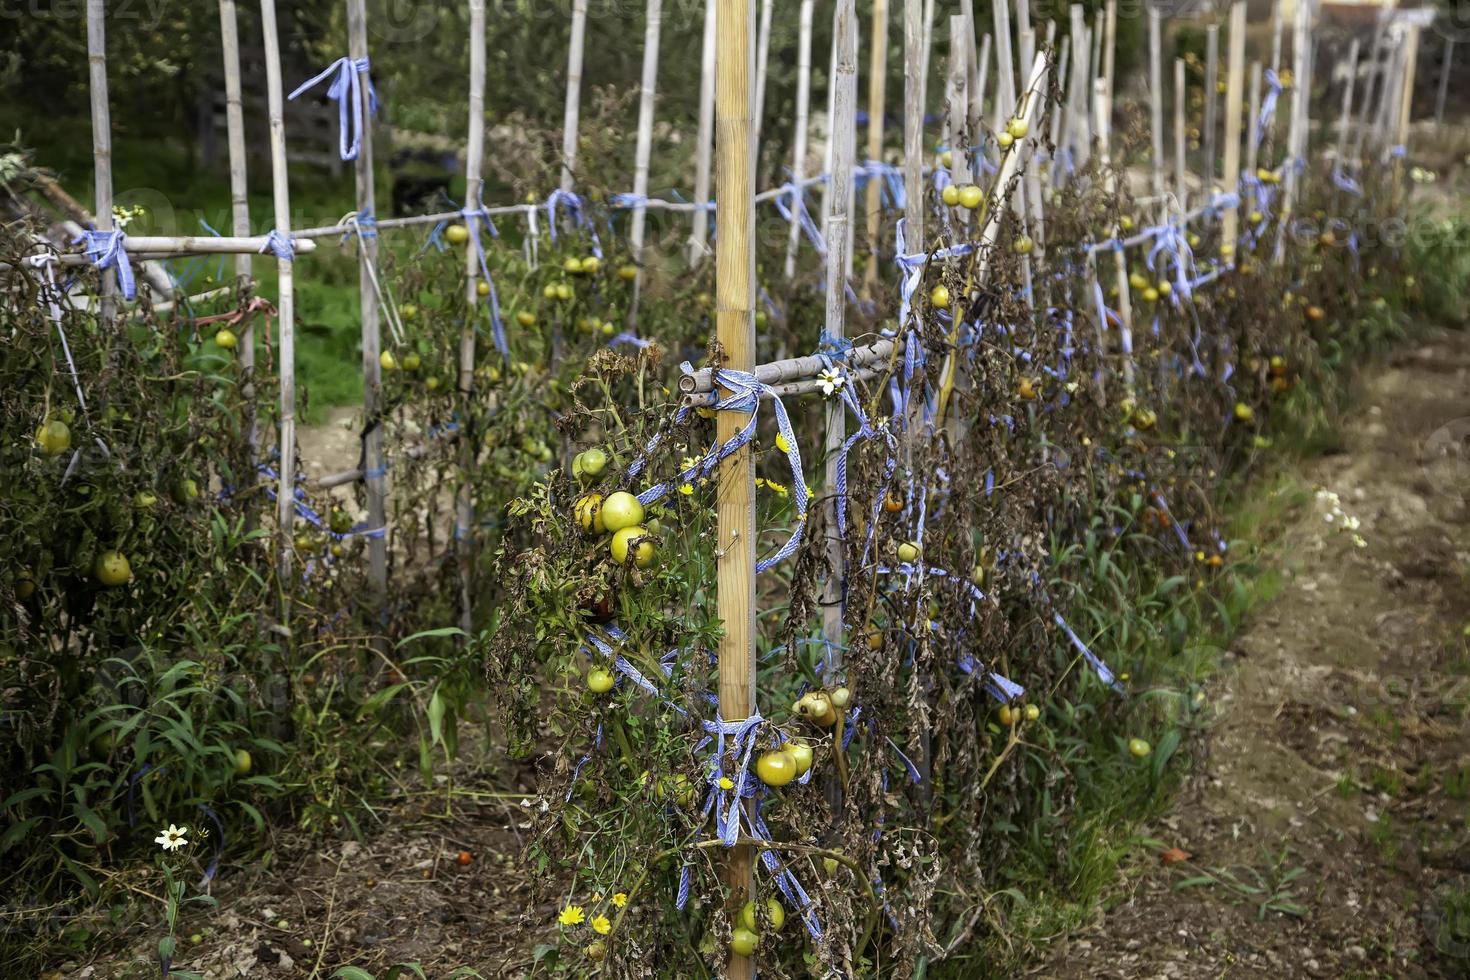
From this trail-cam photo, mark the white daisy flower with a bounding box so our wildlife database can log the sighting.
[155,824,188,851]
[816,367,846,398]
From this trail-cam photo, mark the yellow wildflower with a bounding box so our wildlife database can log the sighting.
[558,904,586,926]
[612,892,628,908]
[761,478,788,497]
[591,915,611,935]
[678,483,694,496]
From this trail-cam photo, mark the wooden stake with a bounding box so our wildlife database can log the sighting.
[1095,76,1133,392]
[754,0,774,155]
[973,33,992,179]
[1245,62,1262,189]
[714,0,757,970]
[1394,23,1420,187]
[785,0,816,279]
[1052,36,1071,183]
[457,0,487,635]
[1335,38,1361,170]
[346,0,388,643]
[690,0,717,265]
[1102,0,1118,128]
[824,0,858,731]
[629,0,663,325]
[902,0,925,257]
[862,0,889,296]
[947,14,970,197]
[1148,4,1165,208]
[218,0,256,483]
[1204,23,1219,194]
[85,0,115,325]
[1435,38,1454,125]
[1220,1,1246,256]
[991,0,1017,135]
[560,0,588,192]
[1069,4,1089,168]
[260,0,296,603]
[1174,56,1187,208]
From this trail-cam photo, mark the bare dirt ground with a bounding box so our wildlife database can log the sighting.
[1041,326,1470,979]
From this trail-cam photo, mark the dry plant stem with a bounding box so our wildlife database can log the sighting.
[784,0,816,280]
[934,53,1051,431]
[713,0,757,971]
[608,837,881,958]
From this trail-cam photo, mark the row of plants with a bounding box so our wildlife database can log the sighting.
[1,60,1459,976]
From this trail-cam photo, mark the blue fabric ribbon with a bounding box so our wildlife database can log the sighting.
[74,230,136,300]
[288,56,377,162]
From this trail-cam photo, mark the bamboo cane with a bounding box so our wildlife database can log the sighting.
[346,0,389,647]
[754,0,774,156]
[821,6,839,262]
[973,33,992,179]
[1069,4,1089,167]
[1435,38,1454,125]
[1095,76,1133,393]
[862,0,889,297]
[1174,57,1187,209]
[85,0,115,326]
[1353,17,1389,166]
[902,0,925,263]
[260,0,296,609]
[714,0,757,971]
[1393,24,1420,188]
[920,0,936,121]
[991,0,1017,135]
[1271,0,1284,73]
[784,0,816,279]
[560,0,588,193]
[1335,39,1361,170]
[1052,37,1071,184]
[1245,62,1262,191]
[690,0,717,265]
[1220,1,1246,257]
[1102,0,1118,128]
[823,0,858,772]
[628,0,663,326]
[948,15,970,204]
[1204,23,1219,193]
[1148,5,1165,210]
[457,0,487,636]
[218,0,256,502]
[1274,0,1307,263]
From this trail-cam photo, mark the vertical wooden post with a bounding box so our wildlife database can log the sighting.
[629,0,663,325]
[1204,23,1219,193]
[85,0,115,325]
[1335,38,1361,170]
[1101,0,1118,127]
[1095,77,1133,393]
[1276,0,1307,262]
[560,0,588,192]
[1435,38,1454,125]
[1245,62,1263,190]
[973,33,992,179]
[947,15,970,197]
[920,0,936,121]
[754,0,774,155]
[457,0,487,635]
[1220,1,1246,256]
[691,0,717,265]
[1270,0,1284,73]
[903,0,924,255]
[1394,24,1420,186]
[1174,57,1187,209]
[824,0,857,719]
[260,0,296,602]
[218,0,256,484]
[346,0,388,639]
[991,0,1017,136]
[1052,36,1071,182]
[1148,4,1165,209]
[821,6,839,259]
[863,0,889,296]
[1069,4,1089,168]
[785,0,816,279]
[715,0,757,972]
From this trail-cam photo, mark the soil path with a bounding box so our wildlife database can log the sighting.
[1042,325,1470,979]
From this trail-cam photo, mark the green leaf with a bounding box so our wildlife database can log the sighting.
[427,690,446,747]
[332,968,379,980]
[396,627,466,648]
